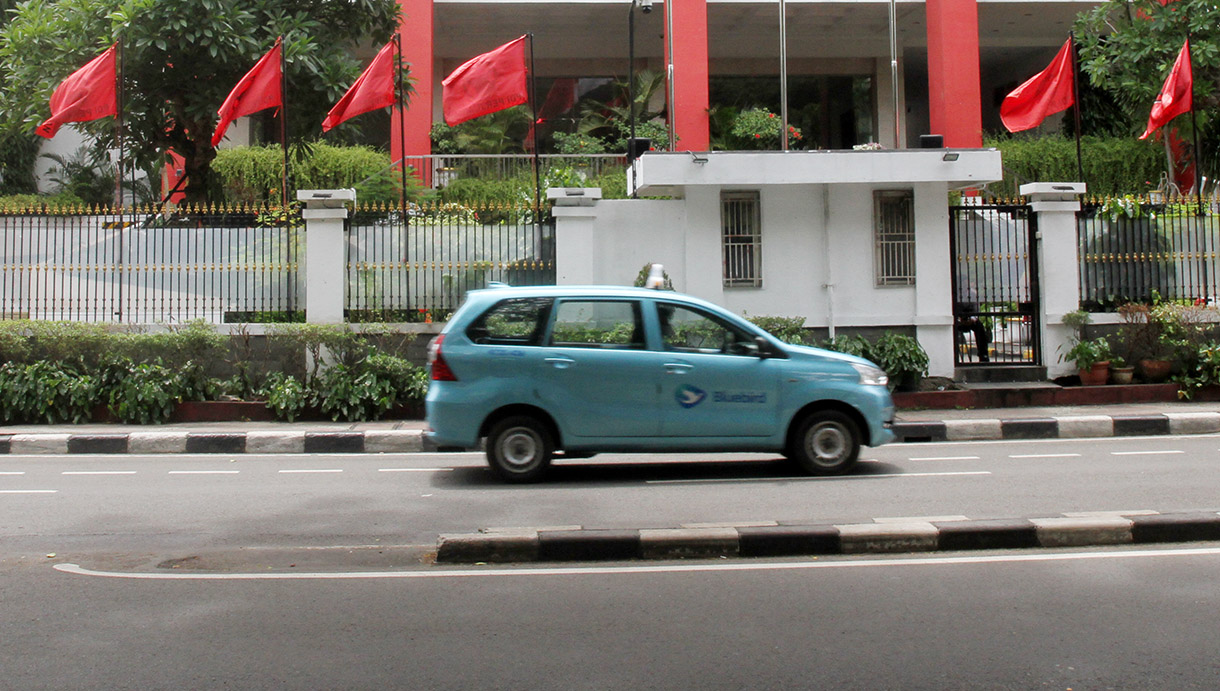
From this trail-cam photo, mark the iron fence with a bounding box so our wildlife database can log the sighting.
[346,201,556,320]
[0,205,300,323]
[1078,199,1219,310]
[402,154,628,189]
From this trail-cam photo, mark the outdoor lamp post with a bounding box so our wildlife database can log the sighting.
[628,0,653,162]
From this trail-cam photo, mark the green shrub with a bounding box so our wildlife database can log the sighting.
[868,333,930,389]
[262,372,310,422]
[313,363,398,422]
[820,334,871,358]
[106,360,183,424]
[212,143,425,205]
[985,135,1165,198]
[0,361,97,424]
[746,315,807,344]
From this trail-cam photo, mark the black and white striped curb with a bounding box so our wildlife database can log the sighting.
[892,411,1220,442]
[0,430,426,455]
[1,411,1218,454]
[435,511,1220,563]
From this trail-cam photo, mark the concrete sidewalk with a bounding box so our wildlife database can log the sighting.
[2,400,1219,454]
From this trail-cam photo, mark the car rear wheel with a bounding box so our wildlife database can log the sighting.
[486,415,553,482]
[790,411,860,476]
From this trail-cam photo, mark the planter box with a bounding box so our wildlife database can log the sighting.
[893,383,1182,410]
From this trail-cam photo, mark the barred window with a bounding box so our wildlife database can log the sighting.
[874,190,915,286]
[722,191,762,287]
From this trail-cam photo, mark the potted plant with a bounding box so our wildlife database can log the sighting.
[1109,356,1134,385]
[1061,337,1112,385]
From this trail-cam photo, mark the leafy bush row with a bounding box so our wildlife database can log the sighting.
[745,316,929,391]
[985,135,1166,198]
[0,321,430,424]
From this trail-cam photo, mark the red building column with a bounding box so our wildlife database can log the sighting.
[666,0,710,151]
[925,0,982,147]
[395,0,434,170]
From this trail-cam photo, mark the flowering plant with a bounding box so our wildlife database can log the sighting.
[729,108,803,150]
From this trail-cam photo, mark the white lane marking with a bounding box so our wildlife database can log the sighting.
[52,546,1220,581]
[378,468,454,473]
[1110,450,1185,456]
[647,470,990,485]
[61,471,136,476]
[278,469,343,474]
[908,456,979,461]
[0,471,26,475]
[1009,453,1082,459]
[168,470,240,475]
[0,489,57,494]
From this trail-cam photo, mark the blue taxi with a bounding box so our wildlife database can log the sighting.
[425,284,896,482]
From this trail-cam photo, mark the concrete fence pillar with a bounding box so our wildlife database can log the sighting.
[1021,182,1085,377]
[549,187,603,284]
[299,189,355,324]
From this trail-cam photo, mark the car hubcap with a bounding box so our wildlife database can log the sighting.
[808,423,847,467]
[501,428,540,468]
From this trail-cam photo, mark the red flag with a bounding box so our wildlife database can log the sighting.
[1000,39,1075,133]
[212,39,283,147]
[322,40,397,132]
[1140,40,1192,140]
[35,44,118,139]
[442,36,528,126]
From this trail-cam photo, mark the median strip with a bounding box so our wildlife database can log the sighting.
[435,510,1220,564]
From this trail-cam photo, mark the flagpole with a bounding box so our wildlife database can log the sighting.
[527,33,542,231]
[115,40,125,322]
[1069,32,1083,185]
[394,33,411,307]
[278,36,288,210]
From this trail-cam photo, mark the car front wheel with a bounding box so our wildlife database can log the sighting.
[486,415,553,482]
[790,411,860,476]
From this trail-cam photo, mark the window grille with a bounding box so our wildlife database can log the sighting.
[722,191,762,287]
[874,190,915,286]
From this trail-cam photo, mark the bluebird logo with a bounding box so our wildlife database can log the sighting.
[675,384,707,409]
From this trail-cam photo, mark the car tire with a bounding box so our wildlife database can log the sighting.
[486,415,554,482]
[789,410,860,476]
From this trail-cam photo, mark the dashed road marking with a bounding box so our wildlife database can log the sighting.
[378,468,453,473]
[168,470,241,475]
[1009,453,1082,459]
[278,469,343,474]
[907,455,980,461]
[1110,450,1184,456]
[61,471,136,475]
[0,489,57,494]
[0,471,26,475]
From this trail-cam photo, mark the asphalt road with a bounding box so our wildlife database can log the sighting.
[5,434,1220,688]
[3,433,1219,561]
[5,546,1220,688]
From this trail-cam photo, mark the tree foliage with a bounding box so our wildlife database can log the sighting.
[0,0,405,202]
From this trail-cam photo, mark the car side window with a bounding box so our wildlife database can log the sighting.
[657,302,756,355]
[466,297,553,346]
[549,300,644,349]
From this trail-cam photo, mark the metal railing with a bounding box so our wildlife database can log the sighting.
[0,204,300,323]
[1078,199,1220,310]
[401,154,628,189]
[346,201,556,321]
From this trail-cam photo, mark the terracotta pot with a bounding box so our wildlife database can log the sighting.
[1138,359,1172,383]
[1110,366,1135,385]
[1079,362,1110,386]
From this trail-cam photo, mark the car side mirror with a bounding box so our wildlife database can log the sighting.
[753,336,772,358]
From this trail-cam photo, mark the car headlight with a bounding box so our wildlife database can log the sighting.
[851,362,889,387]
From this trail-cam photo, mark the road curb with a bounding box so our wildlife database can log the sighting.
[435,511,1220,564]
[0,430,426,455]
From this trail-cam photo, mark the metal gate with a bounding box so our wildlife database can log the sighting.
[949,204,1040,366]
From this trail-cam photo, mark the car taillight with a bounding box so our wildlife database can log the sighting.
[428,334,458,381]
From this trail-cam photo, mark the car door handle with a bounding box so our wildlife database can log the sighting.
[545,356,576,369]
[664,362,694,374]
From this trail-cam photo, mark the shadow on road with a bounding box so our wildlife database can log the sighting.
[434,457,905,488]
